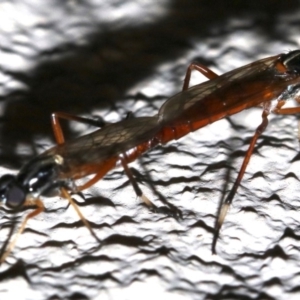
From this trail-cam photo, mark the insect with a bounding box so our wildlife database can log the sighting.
[156,50,300,252]
[124,50,300,252]
[1,50,300,262]
[0,112,162,263]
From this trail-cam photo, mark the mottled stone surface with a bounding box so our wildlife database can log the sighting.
[1,1,300,299]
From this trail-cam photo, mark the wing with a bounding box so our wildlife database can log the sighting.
[42,116,160,168]
[159,54,286,124]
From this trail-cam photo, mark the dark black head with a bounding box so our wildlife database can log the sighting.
[281,50,300,74]
[0,154,65,210]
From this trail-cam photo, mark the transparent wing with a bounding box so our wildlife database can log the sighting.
[43,116,160,167]
[159,54,281,123]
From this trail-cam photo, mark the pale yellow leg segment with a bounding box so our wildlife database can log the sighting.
[60,187,99,242]
[0,199,44,263]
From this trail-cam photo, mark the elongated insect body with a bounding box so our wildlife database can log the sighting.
[158,52,300,142]
[2,50,300,262]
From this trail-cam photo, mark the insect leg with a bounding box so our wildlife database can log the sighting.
[51,112,105,242]
[76,158,118,191]
[272,100,300,115]
[272,101,300,142]
[76,155,154,208]
[0,199,44,263]
[119,155,154,207]
[51,111,107,144]
[60,187,100,242]
[182,63,219,91]
[212,101,271,254]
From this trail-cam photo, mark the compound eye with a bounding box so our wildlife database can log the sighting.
[5,183,26,209]
[0,175,26,209]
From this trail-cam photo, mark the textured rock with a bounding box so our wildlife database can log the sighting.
[1,1,300,299]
